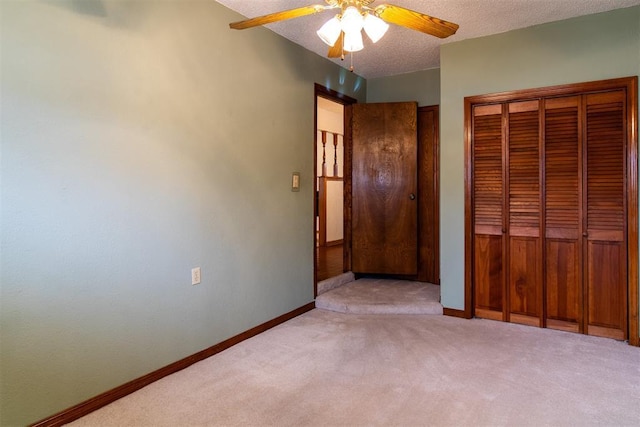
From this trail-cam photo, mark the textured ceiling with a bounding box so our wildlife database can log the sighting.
[215,0,640,78]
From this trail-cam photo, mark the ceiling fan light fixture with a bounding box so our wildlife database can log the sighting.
[343,29,364,52]
[340,6,364,33]
[363,13,389,43]
[317,15,342,46]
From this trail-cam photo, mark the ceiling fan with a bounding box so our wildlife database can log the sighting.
[229,0,459,61]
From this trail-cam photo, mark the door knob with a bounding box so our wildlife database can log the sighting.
[409,193,416,200]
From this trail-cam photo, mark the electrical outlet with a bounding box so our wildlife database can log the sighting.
[191,267,201,285]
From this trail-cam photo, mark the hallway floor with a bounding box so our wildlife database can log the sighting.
[316,243,343,281]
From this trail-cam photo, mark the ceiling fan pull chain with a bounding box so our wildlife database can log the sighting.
[349,52,355,72]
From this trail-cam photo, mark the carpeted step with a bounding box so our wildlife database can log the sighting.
[317,271,355,295]
[315,278,443,315]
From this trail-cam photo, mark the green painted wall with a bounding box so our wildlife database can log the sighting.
[439,6,640,327]
[367,68,440,106]
[0,1,365,425]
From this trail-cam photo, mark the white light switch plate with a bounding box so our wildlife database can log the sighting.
[292,172,300,192]
[191,267,201,285]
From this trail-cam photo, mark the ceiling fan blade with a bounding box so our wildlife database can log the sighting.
[375,4,459,38]
[327,32,344,58]
[230,5,328,30]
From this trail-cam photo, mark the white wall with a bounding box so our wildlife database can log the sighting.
[0,1,365,424]
[326,180,344,242]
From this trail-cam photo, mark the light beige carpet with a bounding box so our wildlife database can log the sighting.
[316,277,442,315]
[71,310,640,426]
[317,271,355,295]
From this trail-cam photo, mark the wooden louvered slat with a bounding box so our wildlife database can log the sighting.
[585,91,627,339]
[544,97,581,331]
[508,103,541,324]
[509,109,540,231]
[545,105,580,232]
[586,101,625,234]
[472,107,504,318]
[473,113,503,229]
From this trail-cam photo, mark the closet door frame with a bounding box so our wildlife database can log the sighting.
[464,76,638,346]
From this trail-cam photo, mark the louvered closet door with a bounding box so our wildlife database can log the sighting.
[507,101,542,326]
[584,91,627,340]
[544,96,582,333]
[473,104,505,321]
[468,79,634,340]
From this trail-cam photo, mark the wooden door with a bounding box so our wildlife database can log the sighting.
[418,106,440,284]
[544,96,583,333]
[472,104,505,321]
[507,101,542,326]
[584,91,628,340]
[351,102,418,275]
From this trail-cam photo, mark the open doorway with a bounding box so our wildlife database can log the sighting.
[316,97,344,282]
[313,85,356,296]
